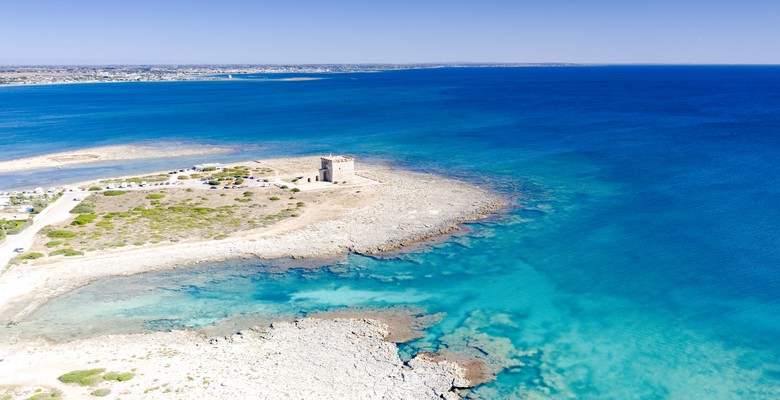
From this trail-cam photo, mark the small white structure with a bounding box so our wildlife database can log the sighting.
[33,187,44,195]
[319,155,355,183]
[194,163,225,171]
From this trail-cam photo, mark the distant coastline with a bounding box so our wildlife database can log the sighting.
[0,63,578,86]
[0,144,234,174]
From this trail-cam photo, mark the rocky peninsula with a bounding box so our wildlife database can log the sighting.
[0,155,505,399]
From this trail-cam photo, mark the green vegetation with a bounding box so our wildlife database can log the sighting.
[17,252,44,260]
[296,202,305,207]
[177,175,189,180]
[103,190,126,196]
[47,230,77,238]
[88,187,102,191]
[242,191,253,197]
[291,188,300,193]
[269,196,280,201]
[90,388,111,397]
[280,185,289,189]
[45,240,62,248]
[146,193,165,200]
[25,390,62,400]
[101,372,119,381]
[102,371,134,382]
[1,219,27,231]
[207,180,220,186]
[71,214,98,226]
[209,167,249,179]
[117,372,134,381]
[95,220,114,229]
[49,248,84,257]
[70,203,95,214]
[58,369,105,386]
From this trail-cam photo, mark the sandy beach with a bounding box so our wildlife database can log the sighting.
[0,144,233,174]
[0,155,505,399]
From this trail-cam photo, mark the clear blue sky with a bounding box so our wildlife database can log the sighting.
[1,0,778,64]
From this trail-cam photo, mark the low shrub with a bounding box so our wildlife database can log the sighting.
[117,372,134,381]
[71,214,98,225]
[146,194,165,200]
[49,248,84,257]
[291,188,300,193]
[102,372,119,381]
[177,175,189,180]
[70,204,95,214]
[88,187,102,191]
[45,240,62,248]
[58,368,105,386]
[103,190,126,196]
[17,252,44,260]
[48,230,77,238]
[269,196,280,201]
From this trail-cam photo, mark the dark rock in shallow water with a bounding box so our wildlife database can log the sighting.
[143,318,186,331]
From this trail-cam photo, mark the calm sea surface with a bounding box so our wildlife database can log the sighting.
[1,67,779,399]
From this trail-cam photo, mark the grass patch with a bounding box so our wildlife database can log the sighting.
[117,372,134,381]
[291,187,300,193]
[26,390,62,400]
[17,252,44,260]
[88,187,102,191]
[269,196,280,201]
[71,214,98,225]
[95,220,114,229]
[47,230,77,238]
[58,368,105,386]
[49,248,84,257]
[146,193,165,200]
[70,204,95,214]
[103,190,126,196]
[45,240,63,248]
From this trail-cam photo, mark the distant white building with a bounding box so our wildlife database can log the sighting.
[319,155,355,183]
[194,163,225,171]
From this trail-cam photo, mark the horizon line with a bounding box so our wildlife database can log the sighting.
[2,62,780,67]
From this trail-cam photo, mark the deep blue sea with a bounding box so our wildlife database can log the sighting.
[1,67,779,399]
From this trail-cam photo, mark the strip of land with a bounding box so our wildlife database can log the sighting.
[0,155,505,399]
[0,144,233,174]
[0,318,470,400]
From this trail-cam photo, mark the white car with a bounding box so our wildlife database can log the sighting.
[14,248,25,253]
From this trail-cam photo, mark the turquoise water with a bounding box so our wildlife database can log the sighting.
[2,67,780,398]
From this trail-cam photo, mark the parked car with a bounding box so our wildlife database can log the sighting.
[13,248,25,253]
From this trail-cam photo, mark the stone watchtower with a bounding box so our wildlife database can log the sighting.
[319,155,355,182]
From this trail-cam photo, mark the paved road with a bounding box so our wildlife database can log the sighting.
[0,192,84,270]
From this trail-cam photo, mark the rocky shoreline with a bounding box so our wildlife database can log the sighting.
[0,157,506,399]
[0,318,472,400]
